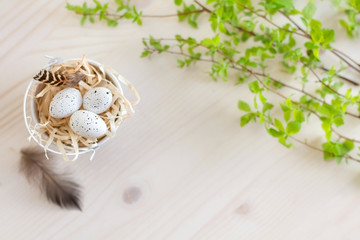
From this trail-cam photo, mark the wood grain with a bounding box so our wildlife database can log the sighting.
[1,0,360,239]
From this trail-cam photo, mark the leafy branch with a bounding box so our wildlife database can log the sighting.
[68,0,360,164]
[332,0,360,38]
[66,0,208,27]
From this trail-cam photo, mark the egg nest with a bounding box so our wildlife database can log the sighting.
[29,55,140,161]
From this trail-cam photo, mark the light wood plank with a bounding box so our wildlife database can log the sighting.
[1,1,360,239]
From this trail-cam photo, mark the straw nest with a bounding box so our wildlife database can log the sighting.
[28,55,140,161]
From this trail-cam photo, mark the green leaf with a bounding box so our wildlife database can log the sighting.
[320,117,333,140]
[267,128,284,137]
[331,0,342,7]
[66,2,75,11]
[339,19,354,38]
[248,81,261,93]
[177,59,185,68]
[333,116,344,127]
[322,140,354,163]
[258,92,267,104]
[136,16,143,25]
[286,121,301,135]
[321,117,331,131]
[188,19,198,28]
[200,38,213,47]
[274,0,295,9]
[240,113,255,126]
[300,17,308,28]
[279,135,292,148]
[141,50,152,58]
[274,118,285,132]
[293,109,305,123]
[343,140,354,151]
[317,104,332,117]
[80,15,87,26]
[322,142,334,159]
[263,102,274,112]
[322,29,335,46]
[285,97,292,108]
[238,100,251,112]
[206,0,217,4]
[123,12,134,19]
[114,0,123,7]
[212,34,220,46]
[284,111,291,122]
[309,19,323,43]
[304,41,315,49]
[349,0,360,11]
[335,156,342,164]
[99,11,105,20]
[312,48,320,60]
[175,0,183,6]
[280,104,292,122]
[302,0,316,20]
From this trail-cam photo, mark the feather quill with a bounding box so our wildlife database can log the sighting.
[19,147,82,210]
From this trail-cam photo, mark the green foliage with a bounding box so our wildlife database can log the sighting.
[240,112,256,126]
[68,0,360,164]
[302,0,316,20]
[307,19,335,51]
[331,0,360,37]
[322,140,354,163]
[286,121,301,135]
[238,100,251,112]
[66,0,143,26]
[177,3,201,28]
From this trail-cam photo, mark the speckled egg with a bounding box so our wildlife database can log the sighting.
[69,110,107,138]
[83,87,112,114]
[49,88,82,118]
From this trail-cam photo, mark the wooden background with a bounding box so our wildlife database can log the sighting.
[1,0,360,239]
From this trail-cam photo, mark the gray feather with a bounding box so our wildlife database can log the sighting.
[64,71,86,86]
[19,147,82,210]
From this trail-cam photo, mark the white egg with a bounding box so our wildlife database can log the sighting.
[49,88,82,118]
[69,110,107,138]
[83,87,113,114]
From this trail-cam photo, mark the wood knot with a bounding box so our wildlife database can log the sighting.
[235,203,250,215]
[123,186,142,205]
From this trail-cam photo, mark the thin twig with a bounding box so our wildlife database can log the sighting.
[80,9,206,19]
[307,64,347,98]
[194,0,212,13]
[254,107,360,163]
[290,136,360,163]
[280,11,360,74]
[251,72,320,116]
[331,127,360,143]
[219,9,359,85]
[135,1,360,82]
[145,47,213,63]
[330,50,360,74]
[332,48,360,67]
[252,73,360,144]
[146,37,360,119]
[279,11,310,38]
[142,11,204,18]
[319,66,358,86]
[235,2,308,38]
[146,45,360,145]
